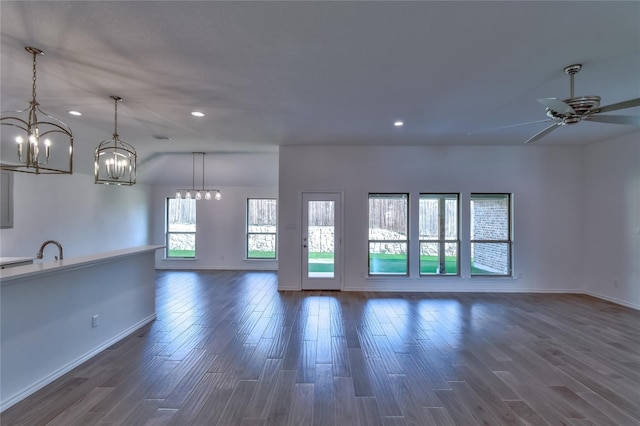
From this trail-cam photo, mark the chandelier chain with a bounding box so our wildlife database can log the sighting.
[31,50,38,104]
[114,98,118,135]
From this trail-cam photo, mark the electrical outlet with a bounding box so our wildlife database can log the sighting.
[92,315,99,328]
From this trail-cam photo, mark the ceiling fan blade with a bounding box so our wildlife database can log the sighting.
[525,123,561,144]
[596,98,640,113]
[585,114,640,126]
[467,119,552,135]
[538,98,575,114]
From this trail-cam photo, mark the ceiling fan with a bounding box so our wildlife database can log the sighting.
[523,64,640,143]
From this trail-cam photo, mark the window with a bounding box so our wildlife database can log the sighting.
[166,198,196,258]
[247,198,277,259]
[368,194,409,275]
[419,194,459,275]
[470,193,512,276]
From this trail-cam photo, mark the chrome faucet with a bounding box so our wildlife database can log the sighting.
[37,240,64,261]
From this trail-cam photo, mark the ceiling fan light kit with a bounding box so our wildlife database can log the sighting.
[525,63,640,144]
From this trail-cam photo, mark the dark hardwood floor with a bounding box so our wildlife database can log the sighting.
[2,270,640,425]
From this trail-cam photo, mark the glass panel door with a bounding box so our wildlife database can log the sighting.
[302,193,342,290]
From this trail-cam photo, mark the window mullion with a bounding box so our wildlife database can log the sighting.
[438,195,446,274]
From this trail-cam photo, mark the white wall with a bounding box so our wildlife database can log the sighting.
[583,132,640,309]
[152,185,278,270]
[0,172,151,259]
[278,145,585,292]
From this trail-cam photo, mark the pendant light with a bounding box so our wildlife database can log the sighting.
[175,152,221,201]
[95,96,137,185]
[1,47,74,174]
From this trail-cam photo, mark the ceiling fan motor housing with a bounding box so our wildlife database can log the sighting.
[546,95,602,124]
[546,64,601,124]
[564,96,601,115]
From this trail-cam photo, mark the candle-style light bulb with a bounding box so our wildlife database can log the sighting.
[16,136,24,159]
[44,139,51,158]
[32,137,39,160]
[118,159,126,177]
[105,158,113,176]
[28,133,38,162]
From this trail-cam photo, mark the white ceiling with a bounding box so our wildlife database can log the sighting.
[1,1,639,186]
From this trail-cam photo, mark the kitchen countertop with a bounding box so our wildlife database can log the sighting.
[0,257,35,266]
[0,245,163,283]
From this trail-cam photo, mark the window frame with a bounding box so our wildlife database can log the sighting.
[470,193,512,277]
[368,193,410,276]
[246,198,278,260]
[165,197,197,259]
[419,193,460,276]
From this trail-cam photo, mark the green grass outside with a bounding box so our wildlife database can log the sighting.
[167,249,195,258]
[370,253,408,274]
[308,263,335,273]
[420,255,458,274]
[369,253,491,275]
[308,251,335,273]
[308,252,335,260]
[248,250,276,259]
[168,250,493,275]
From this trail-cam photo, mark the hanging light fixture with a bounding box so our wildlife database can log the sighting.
[1,47,74,174]
[95,96,136,185]
[175,152,221,201]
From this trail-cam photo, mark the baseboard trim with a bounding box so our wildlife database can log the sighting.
[341,286,582,293]
[582,290,640,311]
[157,265,277,271]
[278,286,301,291]
[0,314,157,412]
[294,285,639,311]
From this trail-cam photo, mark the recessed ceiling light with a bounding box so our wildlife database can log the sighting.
[191,111,205,117]
[69,110,82,116]
[394,121,404,127]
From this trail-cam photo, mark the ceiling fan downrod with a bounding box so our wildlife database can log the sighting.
[564,64,582,99]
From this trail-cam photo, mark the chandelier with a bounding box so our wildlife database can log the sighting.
[94,96,137,185]
[1,47,74,174]
[175,152,221,201]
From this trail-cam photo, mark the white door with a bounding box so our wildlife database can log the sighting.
[302,192,342,290]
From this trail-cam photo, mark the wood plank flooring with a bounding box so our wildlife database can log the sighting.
[2,270,640,425]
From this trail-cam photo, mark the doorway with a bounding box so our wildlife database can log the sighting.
[301,192,342,290]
